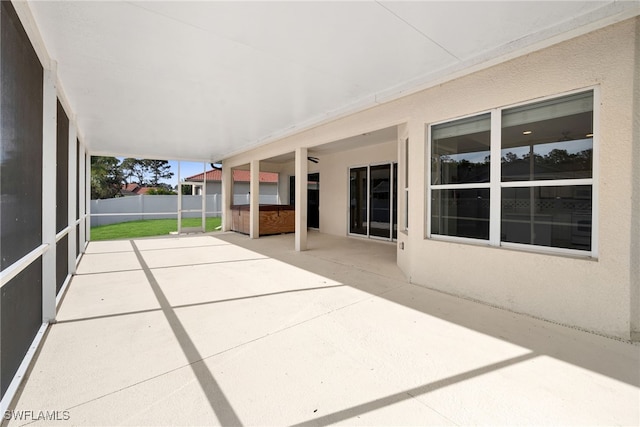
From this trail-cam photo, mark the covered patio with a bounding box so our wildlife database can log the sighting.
[6,232,638,426]
[2,1,640,422]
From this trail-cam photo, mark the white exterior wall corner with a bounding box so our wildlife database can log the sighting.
[405,18,638,340]
[630,16,640,341]
[220,19,638,339]
[396,123,410,276]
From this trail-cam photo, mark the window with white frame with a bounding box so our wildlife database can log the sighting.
[428,90,594,253]
[431,112,491,239]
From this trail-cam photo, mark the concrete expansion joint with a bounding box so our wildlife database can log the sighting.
[405,391,458,426]
[417,283,639,345]
[64,291,390,413]
[311,254,406,282]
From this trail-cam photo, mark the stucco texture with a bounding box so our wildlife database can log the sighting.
[224,18,639,339]
[404,18,638,339]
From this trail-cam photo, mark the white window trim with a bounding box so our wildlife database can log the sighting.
[431,182,491,190]
[500,178,593,188]
[426,86,599,258]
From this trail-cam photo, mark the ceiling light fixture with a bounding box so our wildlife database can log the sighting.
[523,130,532,135]
[586,133,593,137]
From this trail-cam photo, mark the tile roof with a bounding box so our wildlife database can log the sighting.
[120,184,161,195]
[185,169,278,183]
[122,183,140,193]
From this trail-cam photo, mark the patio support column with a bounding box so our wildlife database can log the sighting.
[221,164,232,231]
[42,61,57,323]
[78,141,86,252]
[249,159,260,239]
[407,120,426,240]
[295,147,307,251]
[67,119,77,274]
[85,151,91,241]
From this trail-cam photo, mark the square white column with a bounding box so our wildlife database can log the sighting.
[76,140,89,255]
[42,62,57,323]
[221,164,232,231]
[295,147,308,251]
[67,120,77,274]
[249,160,260,239]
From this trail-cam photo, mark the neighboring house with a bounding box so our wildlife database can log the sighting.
[183,169,280,205]
[120,183,159,196]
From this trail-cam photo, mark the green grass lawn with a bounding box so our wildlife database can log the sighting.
[90,217,222,241]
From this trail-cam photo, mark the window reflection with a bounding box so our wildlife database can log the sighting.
[432,189,490,240]
[349,167,367,235]
[501,185,592,250]
[370,164,391,238]
[501,92,593,181]
[431,113,491,185]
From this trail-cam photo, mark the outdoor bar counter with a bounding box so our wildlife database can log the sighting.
[230,204,295,236]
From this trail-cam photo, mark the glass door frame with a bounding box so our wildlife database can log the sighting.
[348,162,397,242]
[289,172,320,229]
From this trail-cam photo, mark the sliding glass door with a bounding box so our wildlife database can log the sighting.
[349,163,397,240]
[290,173,320,229]
[369,165,391,238]
[349,167,368,235]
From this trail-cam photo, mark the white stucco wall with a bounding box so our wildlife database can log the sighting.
[402,17,637,340]
[631,18,640,341]
[318,141,397,236]
[224,18,639,339]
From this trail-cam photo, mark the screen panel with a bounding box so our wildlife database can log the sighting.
[0,1,45,401]
[0,0,44,270]
[56,102,70,289]
[56,235,69,294]
[0,260,43,397]
[56,100,69,233]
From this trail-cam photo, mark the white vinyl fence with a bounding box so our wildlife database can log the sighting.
[90,194,278,226]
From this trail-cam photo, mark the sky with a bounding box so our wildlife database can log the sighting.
[117,158,210,188]
[167,160,210,188]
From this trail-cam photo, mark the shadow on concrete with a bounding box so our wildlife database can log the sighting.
[131,240,243,426]
[215,232,640,388]
[291,352,538,427]
[54,284,348,325]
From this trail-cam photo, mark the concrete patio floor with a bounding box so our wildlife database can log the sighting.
[5,232,639,426]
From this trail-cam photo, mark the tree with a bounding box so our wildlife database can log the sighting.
[146,160,174,186]
[120,157,139,185]
[146,187,176,195]
[502,152,519,163]
[91,156,123,199]
[544,149,572,166]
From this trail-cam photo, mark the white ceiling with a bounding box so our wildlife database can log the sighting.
[27,1,638,162]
